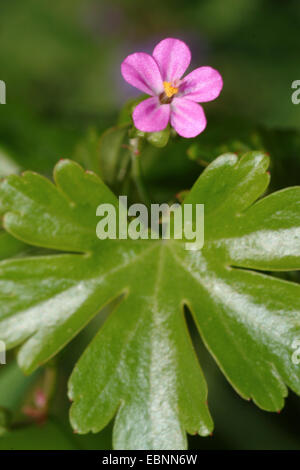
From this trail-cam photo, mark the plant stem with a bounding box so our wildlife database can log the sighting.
[129,138,151,207]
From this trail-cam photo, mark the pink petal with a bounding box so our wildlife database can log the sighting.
[170,98,206,138]
[180,66,223,102]
[121,53,164,96]
[133,97,170,133]
[153,38,191,82]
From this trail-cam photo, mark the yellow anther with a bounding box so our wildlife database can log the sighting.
[163,81,179,98]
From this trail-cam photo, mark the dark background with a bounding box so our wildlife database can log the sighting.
[0,0,300,450]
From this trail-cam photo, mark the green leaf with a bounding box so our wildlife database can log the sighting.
[0,361,36,410]
[146,127,170,148]
[0,419,78,450]
[0,153,300,449]
[98,125,131,187]
[0,147,21,178]
[0,230,27,261]
[0,407,11,437]
[73,129,101,176]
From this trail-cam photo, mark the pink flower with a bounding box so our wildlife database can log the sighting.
[121,38,223,138]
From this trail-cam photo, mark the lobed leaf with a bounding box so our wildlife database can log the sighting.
[0,153,299,449]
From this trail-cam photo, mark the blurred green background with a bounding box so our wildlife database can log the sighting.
[0,0,300,450]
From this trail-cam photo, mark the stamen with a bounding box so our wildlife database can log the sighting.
[163,81,179,98]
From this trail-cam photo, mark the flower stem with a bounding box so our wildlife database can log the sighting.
[129,137,151,207]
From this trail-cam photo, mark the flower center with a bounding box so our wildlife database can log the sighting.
[159,81,180,104]
[163,81,179,98]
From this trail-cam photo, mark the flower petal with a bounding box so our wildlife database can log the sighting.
[180,66,223,102]
[153,38,191,82]
[170,98,206,138]
[121,53,164,96]
[133,97,170,133]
